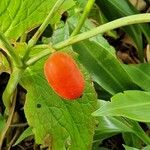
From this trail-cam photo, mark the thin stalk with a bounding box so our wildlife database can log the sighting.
[25,14,150,65]
[20,32,27,42]
[2,67,24,109]
[7,130,20,150]
[0,90,17,150]
[26,47,55,66]
[10,123,28,128]
[23,0,65,61]
[71,0,95,36]
[54,13,150,49]
[0,32,23,67]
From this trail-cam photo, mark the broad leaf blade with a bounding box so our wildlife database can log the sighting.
[73,40,138,95]
[20,52,97,149]
[0,0,74,40]
[123,63,150,91]
[93,90,150,122]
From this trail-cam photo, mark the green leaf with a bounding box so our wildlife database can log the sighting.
[93,90,150,122]
[63,16,138,95]
[142,145,150,150]
[96,0,150,61]
[73,40,138,95]
[0,0,74,40]
[123,63,150,91]
[20,51,97,149]
[123,145,139,150]
[13,127,33,146]
[123,133,142,149]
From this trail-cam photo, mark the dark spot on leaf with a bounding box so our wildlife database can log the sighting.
[37,104,41,108]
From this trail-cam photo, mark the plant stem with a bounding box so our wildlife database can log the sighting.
[2,67,24,109]
[54,13,150,49]
[0,90,17,150]
[26,13,150,64]
[0,32,23,67]
[23,0,65,61]
[20,32,27,42]
[28,0,65,46]
[26,47,55,66]
[71,0,95,36]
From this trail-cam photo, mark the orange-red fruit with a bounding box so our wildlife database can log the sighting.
[44,52,85,100]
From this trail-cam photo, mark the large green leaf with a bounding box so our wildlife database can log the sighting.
[96,0,150,61]
[20,51,97,149]
[73,40,138,95]
[94,102,148,146]
[123,63,150,91]
[93,90,150,122]
[0,0,74,40]
[62,16,138,95]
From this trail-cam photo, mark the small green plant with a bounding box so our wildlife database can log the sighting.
[0,0,150,149]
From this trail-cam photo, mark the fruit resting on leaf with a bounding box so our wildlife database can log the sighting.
[44,52,85,100]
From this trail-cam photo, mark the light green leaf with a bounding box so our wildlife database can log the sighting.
[123,145,139,150]
[123,63,150,91]
[94,110,150,145]
[0,0,74,40]
[142,145,150,150]
[73,40,138,95]
[13,127,33,146]
[93,90,150,122]
[20,51,97,149]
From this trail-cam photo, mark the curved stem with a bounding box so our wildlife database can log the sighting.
[71,0,95,36]
[54,13,150,49]
[25,13,150,65]
[2,67,24,109]
[23,0,65,61]
[26,47,55,66]
[0,32,23,67]
[0,90,17,150]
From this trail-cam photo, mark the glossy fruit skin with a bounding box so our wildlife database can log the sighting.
[44,52,85,100]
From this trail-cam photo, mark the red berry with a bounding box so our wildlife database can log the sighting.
[44,52,85,100]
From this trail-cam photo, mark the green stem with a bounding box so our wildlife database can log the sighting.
[54,13,150,49]
[0,90,17,150]
[20,32,27,42]
[0,32,23,67]
[2,67,24,109]
[26,47,55,66]
[71,0,95,36]
[25,13,150,65]
[28,0,65,46]
[23,0,65,61]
